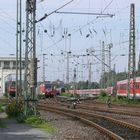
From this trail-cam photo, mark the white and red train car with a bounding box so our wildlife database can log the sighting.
[68,89,106,95]
[117,77,140,99]
[68,76,140,99]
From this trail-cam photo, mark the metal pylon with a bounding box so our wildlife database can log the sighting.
[24,0,37,116]
[127,3,136,99]
[16,0,22,100]
[101,41,105,89]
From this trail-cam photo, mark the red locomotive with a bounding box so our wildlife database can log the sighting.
[5,81,16,97]
[37,82,59,98]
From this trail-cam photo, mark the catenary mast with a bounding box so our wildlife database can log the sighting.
[127,3,136,100]
[24,0,37,115]
[16,0,22,99]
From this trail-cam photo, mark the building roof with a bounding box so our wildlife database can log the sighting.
[0,57,24,61]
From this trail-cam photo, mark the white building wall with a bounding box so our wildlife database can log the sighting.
[0,57,25,97]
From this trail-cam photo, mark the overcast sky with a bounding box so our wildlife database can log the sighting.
[0,0,140,82]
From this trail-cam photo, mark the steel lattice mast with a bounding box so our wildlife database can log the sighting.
[16,0,22,99]
[101,41,105,89]
[127,3,136,99]
[24,0,37,115]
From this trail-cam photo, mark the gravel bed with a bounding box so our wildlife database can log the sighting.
[76,108,140,127]
[40,110,111,140]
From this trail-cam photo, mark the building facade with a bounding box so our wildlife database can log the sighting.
[0,57,25,96]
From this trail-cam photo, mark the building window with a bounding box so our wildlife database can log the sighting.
[3,61,10,69]
[13,61,16,69]
[22,61,25,69]
[12,61,25,69]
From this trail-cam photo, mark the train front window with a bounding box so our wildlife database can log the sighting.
[45,84,51,89]
[11,82,16,87]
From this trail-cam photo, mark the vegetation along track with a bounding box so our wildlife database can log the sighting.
[83,100,140,111]
[37,102,140,140]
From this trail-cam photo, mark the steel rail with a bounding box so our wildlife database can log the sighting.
[38,105,123,140]
[40,100,140,117]
[39,103,140,131]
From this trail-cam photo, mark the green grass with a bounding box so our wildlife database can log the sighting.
[0,104,5,113]
[0,106,2,113]
[111,96,140,105]
[60,92,73,97]
[97,92,140,105]
[25,116,54,133]
[0,120,5,128]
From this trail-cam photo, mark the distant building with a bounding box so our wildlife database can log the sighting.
[0,57,25,96]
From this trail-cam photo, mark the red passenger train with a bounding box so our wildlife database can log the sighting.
[117,77,140,99]
[37,82,59,98]
[68,77,140,99]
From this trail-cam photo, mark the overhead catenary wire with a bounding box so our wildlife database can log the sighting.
[102,0,114,13]
[36,1,133,52]
[36,0,74,23]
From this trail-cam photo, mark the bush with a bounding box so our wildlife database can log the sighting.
[117,96,126,100]
[61,88,65,93]
[5,99,24,118]
[99,90,108,97]
[0,105,3,113]
[3,93,8,97]
[37,94,45,99]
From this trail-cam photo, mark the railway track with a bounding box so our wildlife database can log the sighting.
[39,98,140,117]
[37,102,140,140]
[40,98,140,127]
[1,97,140,139]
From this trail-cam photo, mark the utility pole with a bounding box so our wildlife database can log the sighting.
[16,0,22,99]
[42,54,47,82]
[24,0,37,116]
[113,63,116,95]
[108,43,113,87]
[66,51,70,84]
[88,61,92,88]
[101,41,105,89]
[63,29,71,85]
[73,68,76,94]
[127,3,136,100]
[19,0,22,98]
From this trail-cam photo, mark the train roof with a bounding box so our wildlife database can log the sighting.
[117,77,140,84]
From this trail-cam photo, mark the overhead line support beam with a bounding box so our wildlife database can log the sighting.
[55,11,114,18]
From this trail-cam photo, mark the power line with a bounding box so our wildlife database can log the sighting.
[36,0,74,23]
[102,0,114,13]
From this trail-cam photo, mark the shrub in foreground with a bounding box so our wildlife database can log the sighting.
[5,99,24,118]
